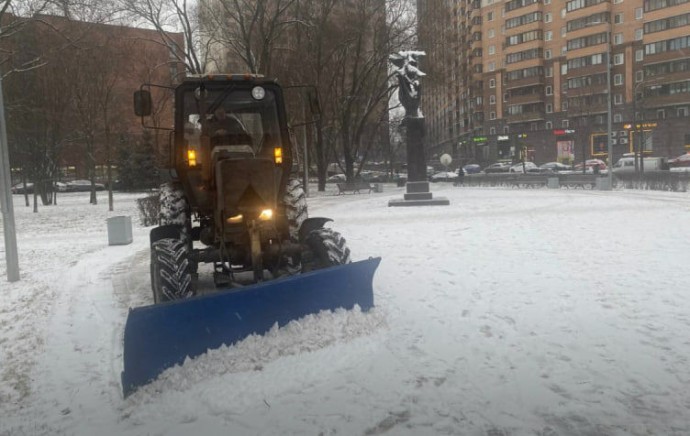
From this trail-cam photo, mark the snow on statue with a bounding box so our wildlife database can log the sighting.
[389,50,426,118]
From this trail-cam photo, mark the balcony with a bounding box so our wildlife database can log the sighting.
[506,111,546,123]
[508,92,546,105]
[504,75,545,89]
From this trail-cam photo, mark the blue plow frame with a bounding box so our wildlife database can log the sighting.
[121,257,380,397]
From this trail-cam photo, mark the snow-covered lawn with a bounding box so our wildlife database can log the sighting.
[2,185,690,435]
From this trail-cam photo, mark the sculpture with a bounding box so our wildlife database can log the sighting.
[389,51,426,118]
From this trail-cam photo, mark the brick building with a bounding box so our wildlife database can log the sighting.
[1,14,184,181]
[418,0,690,168]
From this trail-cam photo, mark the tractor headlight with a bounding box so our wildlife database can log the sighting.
[251,86,266,100]
[187,149,197,167]
[227,214,243,224]
[258,209,273,221]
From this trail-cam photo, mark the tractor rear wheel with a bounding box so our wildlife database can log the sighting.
[151,238,195,303]
[283,177,308,242]
[159,182,191,245]
[275,177,308,277]
[301,228,351,272]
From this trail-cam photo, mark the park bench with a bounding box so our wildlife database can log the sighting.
[336,180,374,195]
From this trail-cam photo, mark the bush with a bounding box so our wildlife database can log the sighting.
[137,194,159,226]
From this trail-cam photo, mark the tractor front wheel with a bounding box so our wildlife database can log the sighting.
[151,238,195,303]
[301,228,351,273]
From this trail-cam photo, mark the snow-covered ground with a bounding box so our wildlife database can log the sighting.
[2,185,690,435]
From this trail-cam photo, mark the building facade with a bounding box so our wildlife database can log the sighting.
[418,0,690,168]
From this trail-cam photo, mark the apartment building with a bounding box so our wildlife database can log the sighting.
[419,0,690,167]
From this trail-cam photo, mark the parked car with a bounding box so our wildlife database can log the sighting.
[509,162,540,173]
[462,164,481,174]
[483,162,511,173]
[668,153,690,170]
[430,171,458,182]
[574,159,607,173]
[66,179,106,192]
[11,182,34,194]
[539,162,572,173]
[612,156,668,174]
[326,173,346,183]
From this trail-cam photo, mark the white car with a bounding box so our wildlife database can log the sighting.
[509,162,539,173]
[430,171,458,182]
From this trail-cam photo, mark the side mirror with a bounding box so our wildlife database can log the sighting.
[134,90,152,117]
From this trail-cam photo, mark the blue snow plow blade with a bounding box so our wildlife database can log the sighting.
[121,257,380,397]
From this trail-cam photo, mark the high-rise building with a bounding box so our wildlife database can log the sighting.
[418,0,690,167]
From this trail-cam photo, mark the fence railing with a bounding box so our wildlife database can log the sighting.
[460,171,690,192]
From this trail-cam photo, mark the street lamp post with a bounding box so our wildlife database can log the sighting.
[632,78,665,185]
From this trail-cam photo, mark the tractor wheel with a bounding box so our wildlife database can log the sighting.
[274,177,308,277]
[283,177,308,242]
[159,182,191,244]
[301,228,351,273]
[151,238,195,303]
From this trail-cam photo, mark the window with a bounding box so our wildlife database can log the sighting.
[546,31,553,41]
[504,93,509,102]
[677,107,688,117]
[635,29,643,41]
[657,109,666,119]
[635,8,643,19]
[614,0,623,3]
[489,45,496,55]
[490,111,497,120]
[490,95,496,104]
[561,27,567,37]
[545,49,552,59]
[562,120,569,128]
[546,67,553,77]
[489,29,495,38]
[614,53,624,65]
[635,50,644,62]
[645,0,689,12]
[614,94,623,104]
[504,126,510,134]
[562,101,569,111]
[567,12,610,31]
[636,70,644,82]
[488,62,496,71]
[490,126,497,134]
[562,64,568,75]
[561,8,566,18]
[545,0,551,4]
[531,123,538,131]
[615,13,624,24]
[489,78,496,88]
[614,74,623,85]
[487,11,494,21]
[614,113,622,122]
[545,13,552,23]
[546,121,553,129]
[614,33,623,45]
[546,103,553,113]
[546,85,553,95]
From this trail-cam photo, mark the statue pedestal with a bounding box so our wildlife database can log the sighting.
[389,181,449,207]
[388,117,449,207]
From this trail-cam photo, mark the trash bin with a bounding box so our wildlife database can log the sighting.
[107,216,133,245]
[547,177,559,189]
[373,183,383,193]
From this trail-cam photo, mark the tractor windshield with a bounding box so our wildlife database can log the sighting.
[182,87,283,158]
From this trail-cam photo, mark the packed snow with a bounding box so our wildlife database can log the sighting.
[2,184,690,435]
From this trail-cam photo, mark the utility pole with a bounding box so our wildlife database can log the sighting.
[0,73,20,282]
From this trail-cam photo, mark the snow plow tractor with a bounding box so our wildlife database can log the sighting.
[122,75,380,396]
